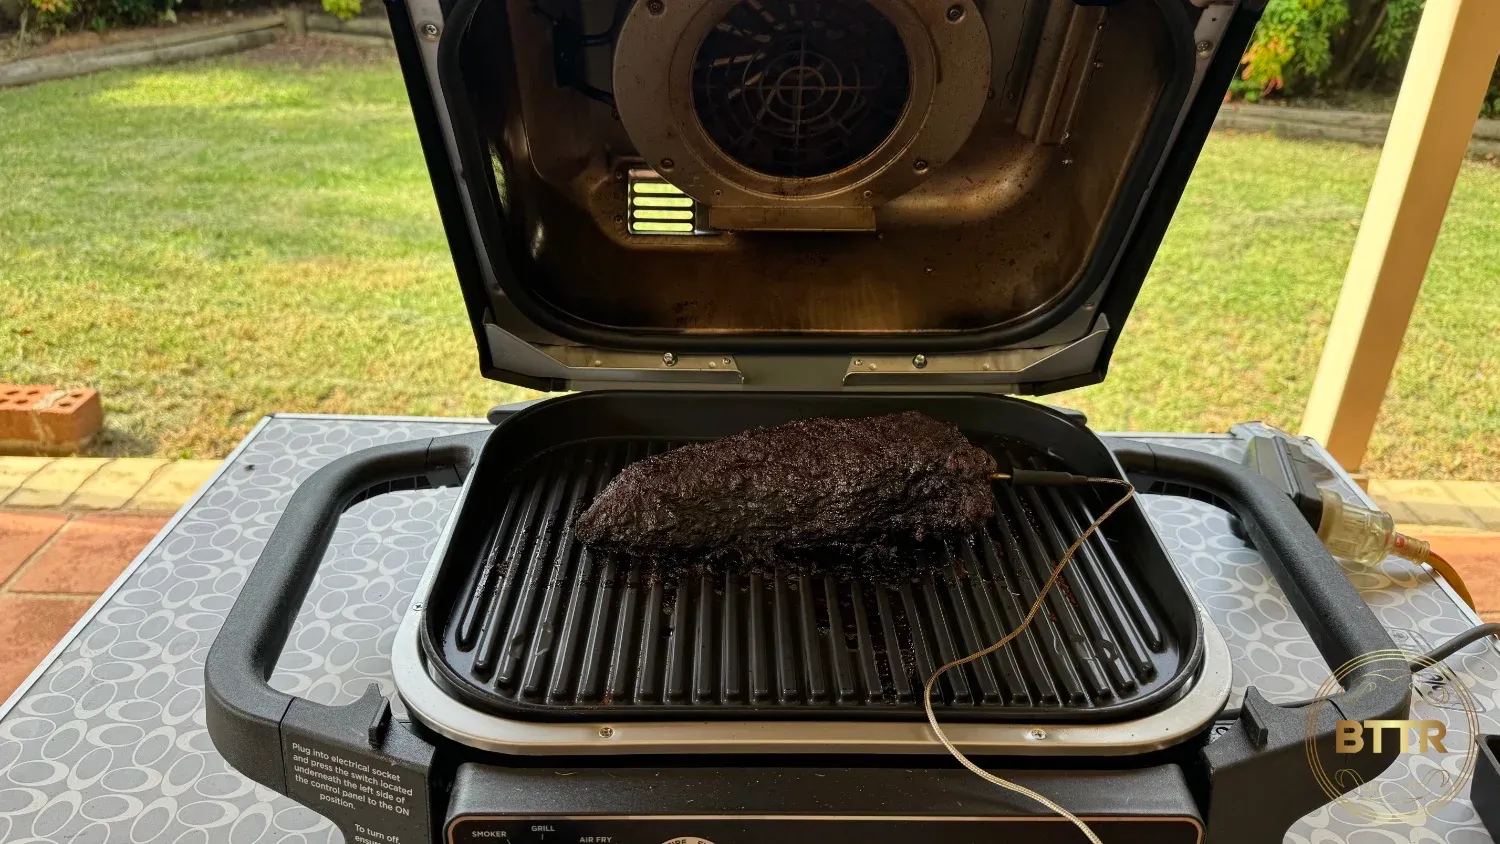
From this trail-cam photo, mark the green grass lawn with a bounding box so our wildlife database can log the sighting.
[2,55,1497,478]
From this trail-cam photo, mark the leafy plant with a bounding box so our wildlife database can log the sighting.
[26,0,194,31]
[1238,0,1350,97]
[1235,0,1500,117]
[29,0,73,31]
[322,0,359,20]
[1371,0,1423,63]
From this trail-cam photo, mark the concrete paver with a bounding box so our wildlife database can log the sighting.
[3,458,109,508]
[67,458,168,510]
[0,458,53,502]
[1437,481,1500,531]
[1368,479,1423,523]
[1372,479,1488,530]
[126,460,219,511]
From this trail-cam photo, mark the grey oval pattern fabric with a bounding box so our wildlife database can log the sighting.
[0,417,1491,843]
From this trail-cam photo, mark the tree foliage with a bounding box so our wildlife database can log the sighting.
[1234,0,1500,116]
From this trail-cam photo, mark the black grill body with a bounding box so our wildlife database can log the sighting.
[205,397,1413,844]
[418,391,1205,724]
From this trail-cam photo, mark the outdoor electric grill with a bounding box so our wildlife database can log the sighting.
[205,0,1412,842]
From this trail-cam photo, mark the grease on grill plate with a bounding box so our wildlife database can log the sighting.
[434,433,1181,721]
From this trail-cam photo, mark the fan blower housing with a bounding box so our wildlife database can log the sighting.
[613,0,992,231]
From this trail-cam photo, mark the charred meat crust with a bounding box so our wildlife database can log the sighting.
[574,412,997,571]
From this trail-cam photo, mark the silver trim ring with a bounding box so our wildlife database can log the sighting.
[393,597,1231,756]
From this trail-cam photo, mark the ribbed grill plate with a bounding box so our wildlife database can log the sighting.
[425,437,1189,722]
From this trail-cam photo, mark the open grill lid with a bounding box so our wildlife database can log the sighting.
[388,0,1264,393]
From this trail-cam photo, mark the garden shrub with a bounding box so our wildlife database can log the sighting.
[321,0,359,20]
[27,0,202,31]
[1234,0,1500,116]
[25,0,367,28]
[1235,0,1349,100]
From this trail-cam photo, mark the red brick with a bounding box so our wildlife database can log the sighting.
[0,596,91,699]
[11,513,167,595]
[0,385,54,441]
[0,384,104,454]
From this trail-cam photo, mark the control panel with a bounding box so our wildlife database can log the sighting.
[443,764,1204,844]
[447,815,1201,844]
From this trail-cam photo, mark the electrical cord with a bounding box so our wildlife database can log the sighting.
[1410,622,1500,670]
[1420,549,1474,609]
[580,0,632,46]
[528,0,628,106]
[922,472,1136,844]
[1384,531,1475,608]
[1215,622,1500,722]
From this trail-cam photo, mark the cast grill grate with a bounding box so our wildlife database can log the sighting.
[434,439,1182,721]
[690,0,911,179]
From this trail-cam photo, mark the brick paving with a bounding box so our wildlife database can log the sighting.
[0,456,215,700]
[0,595,97,701]
[0,509,170,699]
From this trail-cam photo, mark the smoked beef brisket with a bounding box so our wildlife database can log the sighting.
[574,412,996,572]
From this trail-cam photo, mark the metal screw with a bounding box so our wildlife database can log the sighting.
[912,354,927,369]
[1196,39,1213,57]
[862,189,873,199]
[647,0,664,13]
[1028,728,1047,741]
[913,159,930,173]
[613,215,623,224]
[420,21,440,40]
[660,158,675,171]
[853,358,863,366]
[663,352,677,367]
[945,4,963,21]
[599,726,614,738]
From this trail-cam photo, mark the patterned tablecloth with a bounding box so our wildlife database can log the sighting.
[0,413,1491,844]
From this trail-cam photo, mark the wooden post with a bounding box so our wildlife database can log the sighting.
[1300,0,1500,474]
[285,5,308,39]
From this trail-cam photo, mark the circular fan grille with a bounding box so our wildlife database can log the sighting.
[690,0,912,180]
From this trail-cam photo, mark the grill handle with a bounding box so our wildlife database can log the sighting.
[205,431,488,795]
[1110,441,1410,844]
